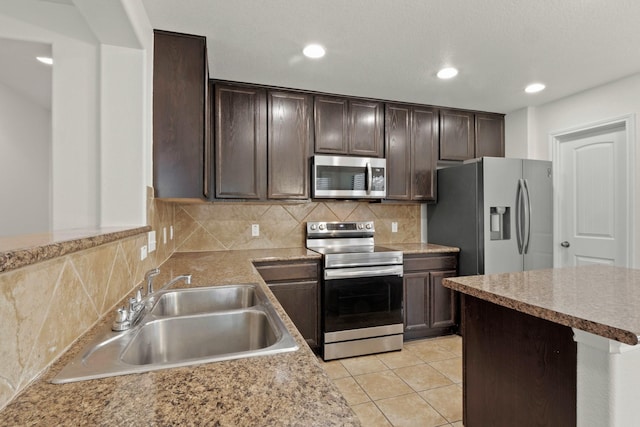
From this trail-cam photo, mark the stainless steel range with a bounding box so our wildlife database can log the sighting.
[306,221,404,360]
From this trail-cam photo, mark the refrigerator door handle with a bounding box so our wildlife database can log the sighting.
[516,179,525,254]
[523,179,532,254]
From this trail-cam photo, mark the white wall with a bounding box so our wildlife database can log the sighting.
[505,72,640,266]
[0,82,50,236]
[0,0,152,232]
[0,3,100,231]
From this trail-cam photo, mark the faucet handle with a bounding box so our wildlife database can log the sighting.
[115,307,128,323]
[112,307,130,331]
[135,287,143,303]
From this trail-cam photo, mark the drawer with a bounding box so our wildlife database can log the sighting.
[255,261,319,283]
[403,254,458,272]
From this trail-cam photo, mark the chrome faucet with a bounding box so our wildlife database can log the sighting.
[145,268,160,295]
[112,270,192,332]
[160,274,192,291]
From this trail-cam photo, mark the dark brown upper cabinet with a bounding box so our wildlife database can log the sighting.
[214,83,267,199]
[314,96,384,157]
[314,96,348,154]
[268,90,312,199]
[152,30,208,200]
[440,109,505,161]
[475,112,505,158]
[439,109,475,161]
[385,104,438,201]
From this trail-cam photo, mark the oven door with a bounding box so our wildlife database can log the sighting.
[323,268,403,333]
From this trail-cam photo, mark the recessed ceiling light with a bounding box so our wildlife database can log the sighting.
[525,83,546,93]
[36,56,53,65]
[303,44,325,59]
[437,67,458,79]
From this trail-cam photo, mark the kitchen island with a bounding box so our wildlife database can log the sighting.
[443,265,640,427]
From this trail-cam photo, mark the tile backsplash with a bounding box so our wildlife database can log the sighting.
[0,195,421,411]
[0,189,174,411]
[173,201,421,252]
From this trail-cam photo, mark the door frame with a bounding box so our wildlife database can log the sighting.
[549,114,636,268]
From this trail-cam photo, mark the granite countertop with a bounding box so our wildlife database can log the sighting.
[0,226,150,273]
[387,242,460,254]
[443,265,640,345]
[0,243,458,425]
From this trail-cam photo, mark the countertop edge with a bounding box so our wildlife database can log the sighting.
[0,226,151,273]
[443,278,640,346]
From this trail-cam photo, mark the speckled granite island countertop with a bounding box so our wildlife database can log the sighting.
[0,248,360,426]
[442,265,640,345]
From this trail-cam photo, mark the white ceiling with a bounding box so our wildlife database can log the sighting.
[141,0,640,114]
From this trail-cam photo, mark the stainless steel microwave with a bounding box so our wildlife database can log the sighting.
[312,155,387,199]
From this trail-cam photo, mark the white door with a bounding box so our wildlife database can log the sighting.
[556,123,629,267]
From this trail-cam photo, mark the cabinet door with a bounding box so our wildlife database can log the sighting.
[403,272,430,340]
[268,91,312,199]
[412,107,438,201]
[214,84,267,199]
[153,31,208,199]
[385,104,411,200]
[439,109,474,161]
[268,280,319,349]
[349,100,384,157]
[429,270,457,328]
[475,113,505,158]
[314,96,348,154]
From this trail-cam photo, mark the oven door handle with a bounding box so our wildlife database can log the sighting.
[324,265,404,280]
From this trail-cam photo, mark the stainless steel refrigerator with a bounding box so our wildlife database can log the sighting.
[427,157,553,275]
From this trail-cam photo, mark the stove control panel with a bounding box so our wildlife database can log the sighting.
[306,221,375,237]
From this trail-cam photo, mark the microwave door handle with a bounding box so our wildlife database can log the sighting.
[366,162,372,194]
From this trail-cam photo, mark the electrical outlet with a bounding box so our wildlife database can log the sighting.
[251,224,260,237]
[163,227,167,244]
[140,245,148,261]
[170,225,174,240]
[391,222,398,233]
[148,230,156,252]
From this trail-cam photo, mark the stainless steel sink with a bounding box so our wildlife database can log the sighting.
[121,310,277,365]
[52,284,298,383]
[150,284,259,316]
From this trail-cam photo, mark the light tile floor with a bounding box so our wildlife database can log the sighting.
[318,335,463,427]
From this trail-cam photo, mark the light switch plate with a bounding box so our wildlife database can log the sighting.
[170,225,174,240]
[251,224,260,237]
[148,230,156,252]
[392,222,398,233]
[163,227,167,244]
[140,245,148,261]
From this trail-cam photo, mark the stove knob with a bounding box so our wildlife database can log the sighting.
[365,223,372,230]
[357,223,364,230]
[310,224,317,231]
[319,224,326,230]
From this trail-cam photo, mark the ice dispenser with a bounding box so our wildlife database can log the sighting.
[490,206,510,240]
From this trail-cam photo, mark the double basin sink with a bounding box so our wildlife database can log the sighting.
[53,284,298,383]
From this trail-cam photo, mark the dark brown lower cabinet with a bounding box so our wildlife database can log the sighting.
[403,254,458,340]
[462,295,576,427]
[254,260,320,350]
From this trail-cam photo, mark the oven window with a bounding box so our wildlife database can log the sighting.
[323,275,403,332]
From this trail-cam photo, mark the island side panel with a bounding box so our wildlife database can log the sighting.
[462,295,577,427]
